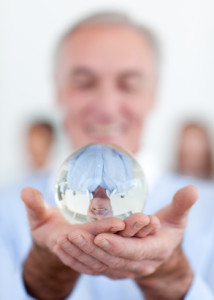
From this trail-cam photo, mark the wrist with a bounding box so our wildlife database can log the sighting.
[23,243,79,300]
[136,246,193,300]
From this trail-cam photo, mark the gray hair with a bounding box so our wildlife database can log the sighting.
[55,11,161,77]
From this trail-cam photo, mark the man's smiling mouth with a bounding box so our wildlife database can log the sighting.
[93,208,108,215]
[86,124,124,138]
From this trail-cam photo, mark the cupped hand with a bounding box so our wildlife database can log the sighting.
[21,187,125,274]
[55,185,197,280]
[94,185,198,278]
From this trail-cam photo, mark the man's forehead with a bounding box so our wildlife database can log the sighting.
[59,25,155,70]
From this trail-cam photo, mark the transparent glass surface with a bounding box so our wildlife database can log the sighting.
[55,144,147,224]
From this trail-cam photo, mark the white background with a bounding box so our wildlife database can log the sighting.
[1,0,214,185]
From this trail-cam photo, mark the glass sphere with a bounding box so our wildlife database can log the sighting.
[55,144,147,224]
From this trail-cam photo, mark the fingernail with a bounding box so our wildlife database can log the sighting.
[61,240,73,250]
[110,226,121,232]
[70,234,85,246]
[144,226,151,232]
[96,238,110,249]
[134,222,144,230]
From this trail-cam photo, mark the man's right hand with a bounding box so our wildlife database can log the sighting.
[21,187,158,300]
[21,187,125,300]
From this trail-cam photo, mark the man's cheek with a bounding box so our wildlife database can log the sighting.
[63,89,83,105]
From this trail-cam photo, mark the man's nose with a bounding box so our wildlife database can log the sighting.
[94,83,121,118]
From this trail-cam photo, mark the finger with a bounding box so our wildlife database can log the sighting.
[58,235,136,278]
[118,213,150,237]
[163,185,198,225]
[119,258,161,277]
[104,267,138,279]
[53,244,96,275]
[67,229,160,276]
[135,215,160,238]
[84,217,125,235]
[57,236,107,272]
[94,233,161,260]
[21,187,51,229]
[67,230,128,270]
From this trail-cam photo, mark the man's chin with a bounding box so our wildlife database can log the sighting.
[89,136,121,144]
[72,135,134,152]
[84,135,129,150]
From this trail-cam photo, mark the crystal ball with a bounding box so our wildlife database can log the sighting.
[55,144,147,224]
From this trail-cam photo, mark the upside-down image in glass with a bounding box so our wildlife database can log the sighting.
[55,144,147,224]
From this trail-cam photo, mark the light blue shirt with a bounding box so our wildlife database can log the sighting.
[1,171,214,299]
[67,144,134,194]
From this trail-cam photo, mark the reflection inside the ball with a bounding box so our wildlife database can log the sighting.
[88,186,113,221]
[55,144,147,224]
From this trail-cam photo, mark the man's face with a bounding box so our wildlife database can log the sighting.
[87,197,113,221]
[87,185,113,221]
[57,25,156,153]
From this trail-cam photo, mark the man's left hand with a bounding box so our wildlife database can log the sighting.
[55,185,198,299]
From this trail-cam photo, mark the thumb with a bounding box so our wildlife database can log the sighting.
[160,185,198,226]
[21,187,50,229]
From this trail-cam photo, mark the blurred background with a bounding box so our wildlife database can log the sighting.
[1,0,214,186]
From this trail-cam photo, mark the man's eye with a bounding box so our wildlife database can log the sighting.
[119,80,142,93]
[70,74,96,90]
[73,80,95,90]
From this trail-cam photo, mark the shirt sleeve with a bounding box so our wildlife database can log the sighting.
[0,237,36,300]
[184,274,214,300]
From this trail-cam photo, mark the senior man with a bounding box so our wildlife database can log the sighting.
[1,12,214,300]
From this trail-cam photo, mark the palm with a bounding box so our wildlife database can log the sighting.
[21,187,125,253]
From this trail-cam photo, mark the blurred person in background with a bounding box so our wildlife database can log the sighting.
[1,11,214,300]
[176,122,213,180]
[26,120,56,173]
